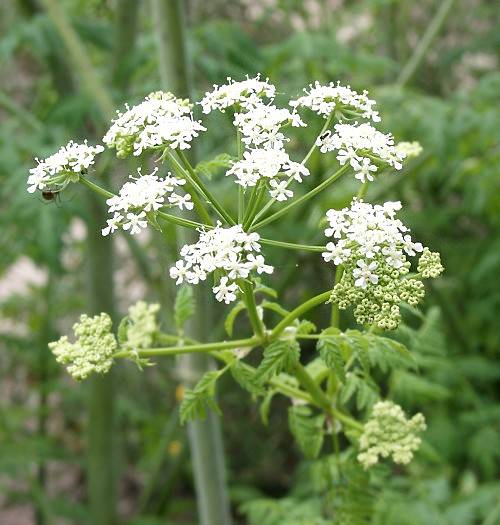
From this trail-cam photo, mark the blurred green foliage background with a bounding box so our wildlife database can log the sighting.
[0,1,499,524]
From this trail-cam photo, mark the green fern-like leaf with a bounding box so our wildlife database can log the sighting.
[255,340,300,382]
[288,405,326,459]
[231,361,266,396]
[179,370,222,424]
[194,153,234,179]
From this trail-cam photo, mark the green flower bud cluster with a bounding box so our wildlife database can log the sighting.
[417,248,444,279]
[49,313,117,381]
[331,252,425,330]
[395,141,423,159]
[124,301,160,350]
[357,401,426,470]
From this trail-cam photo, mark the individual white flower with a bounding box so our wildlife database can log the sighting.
[316,122,406,180]
[168,193,194,210]
[353,260,379,288]
[353,157,377,183]
[103,91,205,157]
[358,401,426,469]
[103,168,191,236]
[123,212,148,235]
[322,239,351,265]
[199,75,276,113]
[269,179,294,201]
[213,277,239,304]
[246,254,274,275]
[170,223,273,303]
[102,213,124,237]
[169,260,190,284]
[290,81,380,122]
[28,140,104,193]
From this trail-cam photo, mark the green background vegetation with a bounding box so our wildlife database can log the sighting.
[0,1,499,524]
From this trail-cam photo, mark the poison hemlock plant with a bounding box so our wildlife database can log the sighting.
[28,76,444,520]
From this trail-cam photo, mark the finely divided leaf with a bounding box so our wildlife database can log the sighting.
[255,340,300,383]
[231,361,266,396]
[288,405,325,459]
[179,370,221,424]
[317,331,347,381]
[194,153,234,179]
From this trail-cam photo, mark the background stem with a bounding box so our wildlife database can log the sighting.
[151,1,233,523]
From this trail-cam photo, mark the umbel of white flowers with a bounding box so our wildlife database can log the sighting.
[102,167,192,236]
[322,199,443,330]
[170,223,273,304]
[27,140,103,194]
[357,401,427,469]
[103,91,205,157]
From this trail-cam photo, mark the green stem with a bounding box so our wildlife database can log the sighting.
[294,363,363,431]
[0,89,43,132]
[260,238,326,253]
[238,187,245,224]
[250,165,349,231]
[163,151,213,225]
[115,336,260,359]
[240,280,265,339]
[270,290,333,340]
[397,0,455,87]
[42,0,115,120]
[356,182,369,200]
[177,150,236,225]
[294,363,331,411]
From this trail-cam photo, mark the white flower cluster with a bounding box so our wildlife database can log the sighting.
[200,75,276,113]
[233,103,305,150]
[290,81,380,122]
[323,200,423,285]
[103,168,192,236]
[103,91,205,158]
[317,123,406,182]
[323,200,442,329]
[202,76,309,201]
[170,224,273,303]
[49,313,117,380]
[225,148,309,200]
[28,140,104,193]
[358,401,426,469]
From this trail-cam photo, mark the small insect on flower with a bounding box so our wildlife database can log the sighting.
[41,189,61,202]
